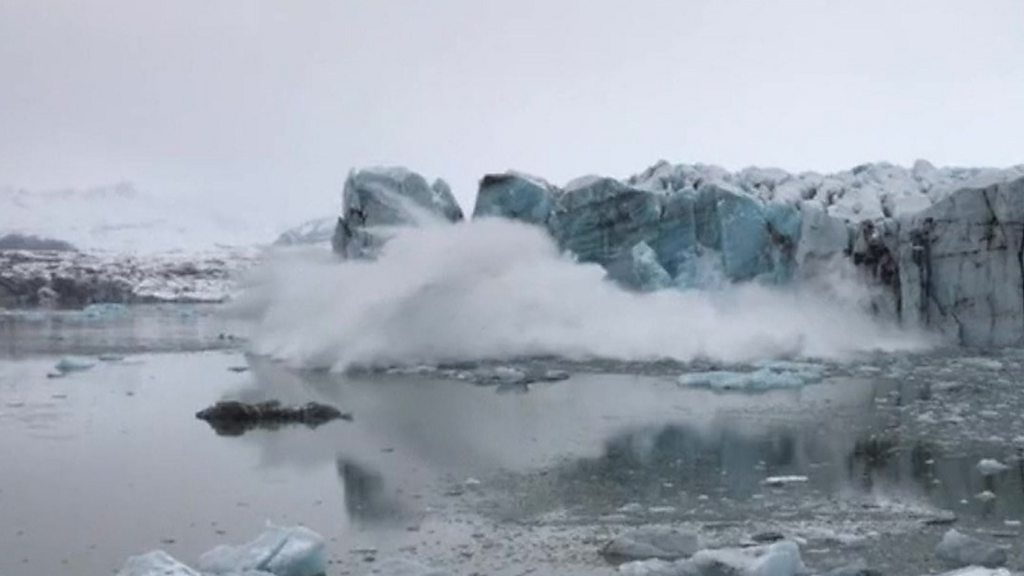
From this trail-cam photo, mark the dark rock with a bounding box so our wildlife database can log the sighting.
[196,400,350,436]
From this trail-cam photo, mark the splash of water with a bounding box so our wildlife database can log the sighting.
[242,219,932,371]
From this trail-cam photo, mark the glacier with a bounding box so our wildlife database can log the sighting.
[332,160,1024,347]
[332,167,463,259]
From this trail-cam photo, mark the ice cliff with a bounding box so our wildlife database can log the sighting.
[332,161,1024,347]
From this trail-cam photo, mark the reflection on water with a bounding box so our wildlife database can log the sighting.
[0,305,247,357]
[336,459,407,523]
[2,308,1024,576]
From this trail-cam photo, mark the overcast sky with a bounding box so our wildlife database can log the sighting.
[1,0,1022,222]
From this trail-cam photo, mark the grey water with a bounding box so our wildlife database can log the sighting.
[1,306,1023,576]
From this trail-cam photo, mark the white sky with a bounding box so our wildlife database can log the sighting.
[1,0,1022,221]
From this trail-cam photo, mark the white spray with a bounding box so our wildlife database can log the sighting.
[243,218,932,371]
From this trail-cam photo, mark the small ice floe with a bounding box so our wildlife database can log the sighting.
[116,550,198,576]
[197,524,327,576]
[975,491,997,502]
[957,357,1005,371]
[116,524,326,576]
[371,558,447,576]
[976,458,1010,476]
[762,475,809,487]
[618,502,644,514]
[935,529,1007,568]
[822,558,877,576]
[933,568,1013,576]
[54,356,96,374]
[618,541,806,576]
[80,302,129,320]
[679,361,824,392]
[602,527,700,560]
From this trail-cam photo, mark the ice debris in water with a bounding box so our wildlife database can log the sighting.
[369,558,447,576]
[617,541,805,576]
[976,458,1010,476]
[678,361,824,391]
[81,302,129,320]
[823,558,878,576]
[934,569,1013,576]
[197,524,326,576]
[935,529,1007,568]
[602,527,700,560]
[762,475,809,487]
[55,356,96,374]
[116,524,325,576]
[117,551,202,576]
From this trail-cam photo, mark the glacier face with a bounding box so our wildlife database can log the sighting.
[332,167,463,259]
[333,161,1024,346]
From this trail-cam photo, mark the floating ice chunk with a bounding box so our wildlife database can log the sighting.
[617,558,692,576]
[116,551,200,576]
[935,529,1007,568]
[55,356,96,374]
[691,541,804,576]
[823,558,876,576]
[197,524,327,576]
[81,302,129,320]
[932,568,1013,576]
[602,527,700,560]
[976,491,997,502]
[370,558,447,576]
[958,358,1004,371]
[977,459,1010,476]
[762,476,808,487]
[679,361,823,392]
[748,541,804,576]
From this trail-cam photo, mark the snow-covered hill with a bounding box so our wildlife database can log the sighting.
[0,182,280,254]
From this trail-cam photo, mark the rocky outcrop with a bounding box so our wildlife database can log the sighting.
[195,400,350,436]
[0,250,249,308]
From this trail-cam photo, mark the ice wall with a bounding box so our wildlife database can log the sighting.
[333,161,1024,346]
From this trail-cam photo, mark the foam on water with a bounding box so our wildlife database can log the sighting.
[243,219,932,371]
